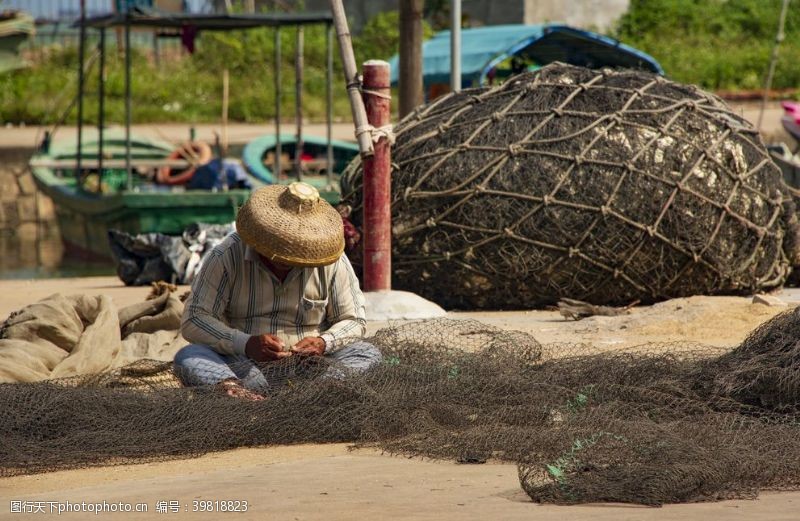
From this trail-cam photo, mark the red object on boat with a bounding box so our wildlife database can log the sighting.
[156,141,213,185]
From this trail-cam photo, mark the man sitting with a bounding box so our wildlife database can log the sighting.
[174,182,380,400]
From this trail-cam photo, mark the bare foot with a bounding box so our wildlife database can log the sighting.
[217,379,265,401]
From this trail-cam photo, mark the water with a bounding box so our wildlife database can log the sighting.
[1,264,115,280]
[0,148,116,280]
[0,231,114,280]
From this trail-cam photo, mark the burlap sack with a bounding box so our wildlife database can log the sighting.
[0,291,186,383]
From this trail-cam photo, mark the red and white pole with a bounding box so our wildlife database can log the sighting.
[362,60,392,291]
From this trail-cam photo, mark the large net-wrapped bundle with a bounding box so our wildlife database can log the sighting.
[343,63,797,309]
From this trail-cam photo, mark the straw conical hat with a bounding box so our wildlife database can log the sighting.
[236,182,344,267]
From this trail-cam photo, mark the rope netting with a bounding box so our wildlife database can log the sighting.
[3,312,800,506]
[342,63,799,309]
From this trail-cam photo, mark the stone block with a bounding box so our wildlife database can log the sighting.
[0,172,20,201]
[39,235,64,268]
[17,172,37,195]
[17,222,38,241]
[18,196,37,222]
[752,294,787,307]
[0,201,19,228]
[36,194,56,221]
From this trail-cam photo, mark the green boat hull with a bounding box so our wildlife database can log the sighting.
[30,131,258,260]
[36,181,250,260]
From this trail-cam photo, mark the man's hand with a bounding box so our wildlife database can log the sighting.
[245,334,290,363]
[291,337,326,357]
[218,378,265,401]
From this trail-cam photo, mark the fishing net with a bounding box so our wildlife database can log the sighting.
[3,312,800,506]
[342,63,798,309]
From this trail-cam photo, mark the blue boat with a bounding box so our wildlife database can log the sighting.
[388,24,663,99]
[242,134,359,204]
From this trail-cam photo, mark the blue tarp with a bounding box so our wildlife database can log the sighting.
[388,24,663,91]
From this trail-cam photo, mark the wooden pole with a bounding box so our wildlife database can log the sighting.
[76,0,86,180]
[758,0,791,130]
[153,29,160,68]
[362,60,392,291]
[328,0,374,157]
[295,26,304,181]
[399,0,424,117]
[124,15,132,189]
[222,68,229,156]
[274,27,282,178]
[326,22,334,189]
[450,0,461,93]
[98,27,106,182]
[113,0,123,57]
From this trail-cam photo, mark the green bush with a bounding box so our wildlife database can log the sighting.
[7,2,797,125]
[353,10,435,65]
[615,0,800,90]
[0,9,433,125]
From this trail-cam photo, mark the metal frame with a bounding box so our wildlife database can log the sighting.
[74,8,336,192]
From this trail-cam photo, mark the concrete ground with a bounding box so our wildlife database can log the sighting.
[1,277,800,520]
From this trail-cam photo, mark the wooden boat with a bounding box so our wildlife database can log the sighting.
[34,10,340,262]
[29,129,261,260]
[242,133,359,203]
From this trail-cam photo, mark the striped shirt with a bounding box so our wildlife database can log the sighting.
[181,232,366,356]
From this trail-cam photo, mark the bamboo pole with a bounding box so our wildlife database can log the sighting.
[328,0,374,157]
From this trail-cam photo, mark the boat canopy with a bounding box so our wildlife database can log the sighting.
[77,7,332,30]
[388,24,663,92]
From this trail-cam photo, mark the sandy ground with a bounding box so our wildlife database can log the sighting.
[0,123,359,150]
[1,276,798,347]
[2,276,800,520]
[0,100,793,150]
[2,444,799,521]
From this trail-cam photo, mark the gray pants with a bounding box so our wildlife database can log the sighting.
[173,341,382,393]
